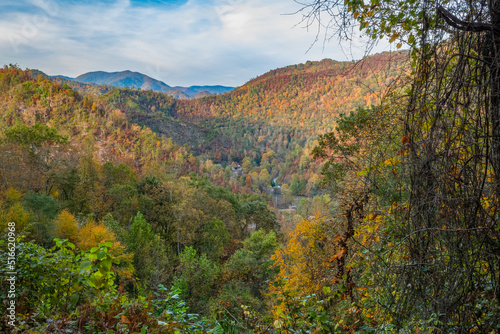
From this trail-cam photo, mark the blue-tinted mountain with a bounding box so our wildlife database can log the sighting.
[173,85,234,96]
[73,70,234,98]
[74,70,174,92]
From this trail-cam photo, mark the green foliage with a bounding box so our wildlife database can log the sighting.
[23,192,58,245]
[4,123,67,147]
[194,217,229,261]
[127,212,174,290]
[240,201,281,237]
[175,246,220,314]
[223,230,278,303]
[271,277,335,333]
[153,284,210,333]
[0,237,118,322]
[23,192,58,220]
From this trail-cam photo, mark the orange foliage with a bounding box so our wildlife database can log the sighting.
[77,221,134,279]
[77,221,117,251]
[270,216,331,298]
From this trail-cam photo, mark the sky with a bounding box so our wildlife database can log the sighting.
[0,0,392,87]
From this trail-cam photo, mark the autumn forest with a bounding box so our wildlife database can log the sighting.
[1,0,500,333]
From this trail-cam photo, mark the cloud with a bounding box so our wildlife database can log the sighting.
[0,0,392,86]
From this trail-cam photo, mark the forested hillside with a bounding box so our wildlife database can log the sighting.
[103,51,408,200]
[1,0,500,327]
[0,65,284,332]
[0,50,412,332]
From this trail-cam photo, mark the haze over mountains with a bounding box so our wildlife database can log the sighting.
[59,70,235,99]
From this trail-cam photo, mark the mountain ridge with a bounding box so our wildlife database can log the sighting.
[74,70,234,99]
[74,70,173,92]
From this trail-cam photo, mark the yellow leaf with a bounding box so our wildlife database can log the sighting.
[389,32,400,43]
[120,315,130,324]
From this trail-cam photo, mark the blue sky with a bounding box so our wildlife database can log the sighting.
[0,0,391,86]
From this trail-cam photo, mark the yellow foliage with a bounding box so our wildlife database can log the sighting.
[5,187,23,204]
[77,221,116,251]
[0,202,30,232]
[270,217,331,300]
[54,210,78,243]
[77,221,134,279]
[383,157,400,166]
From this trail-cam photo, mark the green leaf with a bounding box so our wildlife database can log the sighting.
[80,260,92,270]
[70,292,79,306]
[357,167,369,176]
[72,275,83,284]
[100,259,112,272]
[97,250,107,260]
[322,286,331,294]
[55,238,63,247]
[90,271,103,285]
[408,33,415,45]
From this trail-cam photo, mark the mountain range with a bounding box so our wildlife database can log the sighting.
[51,70,234,99]
[27,50,409,158]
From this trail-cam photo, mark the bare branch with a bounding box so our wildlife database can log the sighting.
[438,5,500,33]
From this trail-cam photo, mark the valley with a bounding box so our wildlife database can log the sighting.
[0,51,409,331]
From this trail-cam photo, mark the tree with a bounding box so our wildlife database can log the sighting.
[137,178,177,241]
[53,210,78,243]
[258,168,271,189]
[4,122,67,146]
[313,104,404,330]
[127,212,174,290]
[298,154,310,172]
[302,0,500,330]
[221,229,278,312]
[174,246,220,314]
[23,192,58,245]
[0,188,30,232]
[193,217,229,262]
[77,221,117,252]
[240,200,281,237]
[271,217,330,301]
[242,157,252,174]
[245,176,252,188]
[1,123,69,194]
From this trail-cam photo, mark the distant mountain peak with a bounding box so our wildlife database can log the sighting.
[74,70,172,91]
[73,70,234,99]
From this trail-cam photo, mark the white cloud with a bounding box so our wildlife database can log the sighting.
[0,0,392,86]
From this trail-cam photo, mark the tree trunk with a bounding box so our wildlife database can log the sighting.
[490,3,500,202]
